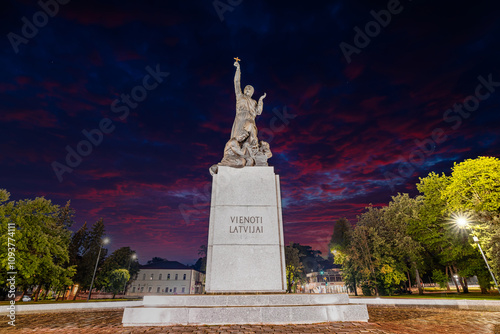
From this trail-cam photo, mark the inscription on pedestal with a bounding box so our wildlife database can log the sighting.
[229,216,263,233]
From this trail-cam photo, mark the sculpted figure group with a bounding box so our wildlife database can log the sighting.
[210,60,272,176]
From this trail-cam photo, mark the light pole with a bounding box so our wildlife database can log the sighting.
[122,253,137,295]
[456,217,500,294]
[87,237,110,301]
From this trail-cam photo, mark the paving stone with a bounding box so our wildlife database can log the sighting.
[1,305,499,333]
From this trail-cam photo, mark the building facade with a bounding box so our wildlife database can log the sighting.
[127,260,205,296]
[303,268,347,294]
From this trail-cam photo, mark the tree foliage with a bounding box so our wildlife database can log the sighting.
[0,191,76,299]
[147,257,168,265]
[68,219,108,292]
[285,243,301,293]
[106,269,130,298]
[97,247,139,290]
[332,157,500,296]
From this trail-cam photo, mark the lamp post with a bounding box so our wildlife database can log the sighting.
[87,237,110,301]
[456,217,500,294]
[122,253,137,294]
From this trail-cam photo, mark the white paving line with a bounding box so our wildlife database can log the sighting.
[1,301,143,313]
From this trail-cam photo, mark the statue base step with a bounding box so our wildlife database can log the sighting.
[122,294,369,326]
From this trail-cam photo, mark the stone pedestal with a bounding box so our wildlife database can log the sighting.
[205,166,286,293]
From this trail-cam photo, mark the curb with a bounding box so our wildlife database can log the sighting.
[351,298,500,311]
[1,301,143,313]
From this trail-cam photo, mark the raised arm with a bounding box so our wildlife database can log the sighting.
[256,93,266,115]
[234,61,242,97]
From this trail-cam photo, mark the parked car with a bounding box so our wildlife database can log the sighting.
[21,295,31,302]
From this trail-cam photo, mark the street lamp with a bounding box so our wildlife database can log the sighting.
[87,237,110,301]
[455,216,500,294]
[122,253,137,294]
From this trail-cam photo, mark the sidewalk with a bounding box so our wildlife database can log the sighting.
[4,296,499,313]
[1,306,499,333]
[1,300,142,313]
[351,297,500,311]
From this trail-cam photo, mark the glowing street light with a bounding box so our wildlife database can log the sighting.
[456,217,468,228]
[123,253,137,294]
[87,237,110,301]
[454,215,500,294]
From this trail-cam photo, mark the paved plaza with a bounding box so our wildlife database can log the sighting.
[1,305,499,334]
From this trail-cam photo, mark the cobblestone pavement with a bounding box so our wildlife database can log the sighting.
[1,306,500,334]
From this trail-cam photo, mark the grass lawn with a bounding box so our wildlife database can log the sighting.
[0,298,141,305]
[351,290,500,300]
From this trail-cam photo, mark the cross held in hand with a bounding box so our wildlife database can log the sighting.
[234,57,241,62]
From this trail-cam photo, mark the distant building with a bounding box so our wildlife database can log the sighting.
[127,260,205,296]
[304,268,347,294]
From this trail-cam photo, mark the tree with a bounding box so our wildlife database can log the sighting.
[343,196,422,296]
[97,247,139,293]
[0,191,76,300]
[69,219,107,295]
[147,257,168,265]
[285,243,301,293]
[290,243,324,274]
[380,194,424,295]
[328,217,351,251]
[442,156,500,213]
[441,156,500,280]
[329,218,358,295]
[106,269,130,298]
[192,245,207,272]
[198,245,207,258]
[417,169,493,293]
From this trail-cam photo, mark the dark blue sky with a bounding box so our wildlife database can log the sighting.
[1,0,499,264]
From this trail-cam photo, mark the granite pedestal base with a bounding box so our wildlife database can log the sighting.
[205,166,286,293]
[122,294,369,326]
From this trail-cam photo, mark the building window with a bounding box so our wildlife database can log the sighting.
[142,273,146,280]
[175,274,178,280]
[183,274,186,280]
[150,274,154,280]
[132,287,136,293]
[140,287,144,292]
[159,274,162,280]
[173,287,177,293]
[167,274,170,280]
[181,287,185,293]
[148,287,152,292]
[157,287,160,293]
[165,287,168,293]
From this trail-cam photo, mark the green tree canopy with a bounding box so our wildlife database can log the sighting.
[0,191,76,298]
[106,269,130,298]
[285,243,301,293]
[97,246,139,289]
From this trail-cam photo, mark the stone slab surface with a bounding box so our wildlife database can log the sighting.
[122,304,369,326]
[143,293,349,307]
[207,245,284,292]
[211,166,279,207]
[122,294,368,326]
[206,166,286,293]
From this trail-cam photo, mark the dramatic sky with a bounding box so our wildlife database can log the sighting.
[1,0,499,264]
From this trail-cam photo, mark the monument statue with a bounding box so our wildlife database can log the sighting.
[122,58,369,326]
[210,58,272,176]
